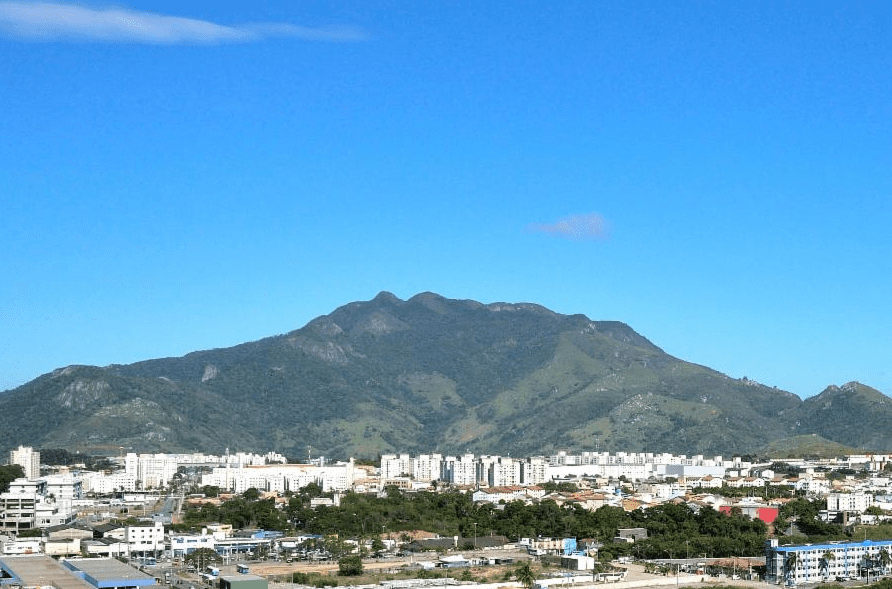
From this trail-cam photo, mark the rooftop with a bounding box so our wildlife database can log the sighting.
[63,557,156,587]
[0,555,94,589]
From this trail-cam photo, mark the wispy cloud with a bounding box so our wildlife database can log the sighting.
[528,213,610,241]
[0,2,369,44]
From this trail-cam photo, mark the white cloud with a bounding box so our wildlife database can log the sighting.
[528,213,610,241]
[0,2,368,44]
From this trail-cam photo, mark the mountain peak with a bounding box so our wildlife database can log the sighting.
[372,291,401,304]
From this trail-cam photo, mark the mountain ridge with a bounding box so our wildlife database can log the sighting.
[1,291,888,458]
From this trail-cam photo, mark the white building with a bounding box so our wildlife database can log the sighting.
[125,453,179,489]
[125,522,165,554]
[0,479,76,532]
[169,531,218,557]
[43,475,83,502]
[380,454,412,480]
[80,471,137,494]
[766,538,892,584]
[9,446,40,480]
[828,492,874,512]
[412,454,442,482]
[521,458,548,485]
[201,460,356,493]
[480,456,521,487]
[797,476,831,496]
[441,454,477,486]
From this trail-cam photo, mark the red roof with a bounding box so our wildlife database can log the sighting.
[718,505,778,524]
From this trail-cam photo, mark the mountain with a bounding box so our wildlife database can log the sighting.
[1,292,889,459]
[792,382,892,451]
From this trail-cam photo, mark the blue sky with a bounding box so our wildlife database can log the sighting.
[1,1,890,399]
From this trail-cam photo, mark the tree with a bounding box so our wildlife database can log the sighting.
[785,552,799,584]
[338,554,363,576]
[879,549,891,575]
[200,485,220,497]
[185,548,220,571]
[515,562,536,589]
[821,551,835,580]
[325,535,349,558]
[0,465,24,493]
[371,536,386,555]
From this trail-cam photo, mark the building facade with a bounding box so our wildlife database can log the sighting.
[9,446,40,480]
[765,539,892,585]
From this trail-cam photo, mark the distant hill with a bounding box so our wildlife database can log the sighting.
[757,435,860,459]
[1,292,889,459]
[791,382,892,451]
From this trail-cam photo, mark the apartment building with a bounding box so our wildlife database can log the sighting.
[201,460,356,493]
[441,454,477,485]
[0,479,76,532]
[766,538,892,584]
[125,522,165,554]
[828,492,874,512]
[380,454,412,480]
[9,446,40,480]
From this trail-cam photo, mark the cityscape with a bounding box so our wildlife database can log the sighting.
[3,444,892,589]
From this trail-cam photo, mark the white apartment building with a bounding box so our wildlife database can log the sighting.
[441,454,477,485]
[380,454,412,480]
[44,475,83,501]
[521,457,548,485]
[125,453,179,489]
[118,451,287,490]
[828,492,874,512]
[0,479,76,532]
[125,521,165,554]
[766,538,892,584]
[797,475,831,496]
[80,471,137,494]
[201,460,356,493]
[9,446,40,479]
[412,454,442,482]
[481,456,522,487]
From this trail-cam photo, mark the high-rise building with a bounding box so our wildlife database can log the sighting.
[9,445,40,479]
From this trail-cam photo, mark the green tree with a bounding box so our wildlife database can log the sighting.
[185,548,221,571]
[325,535,350,558]
[879,549,891,574]
[0,465,24,493]
[821,551,835,580]
[515,562,536,589]
[199,485,220,497]
[338,554,363,576]
[784,552,799,584]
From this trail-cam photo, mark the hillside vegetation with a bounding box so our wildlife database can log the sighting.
[0,292,888,458]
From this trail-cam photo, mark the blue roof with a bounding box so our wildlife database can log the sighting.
[776,540,892,553]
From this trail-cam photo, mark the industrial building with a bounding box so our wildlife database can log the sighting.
[218,574,268,589]
[0,555,156,589]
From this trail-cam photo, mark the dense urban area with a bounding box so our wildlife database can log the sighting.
[4,446,892,589]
